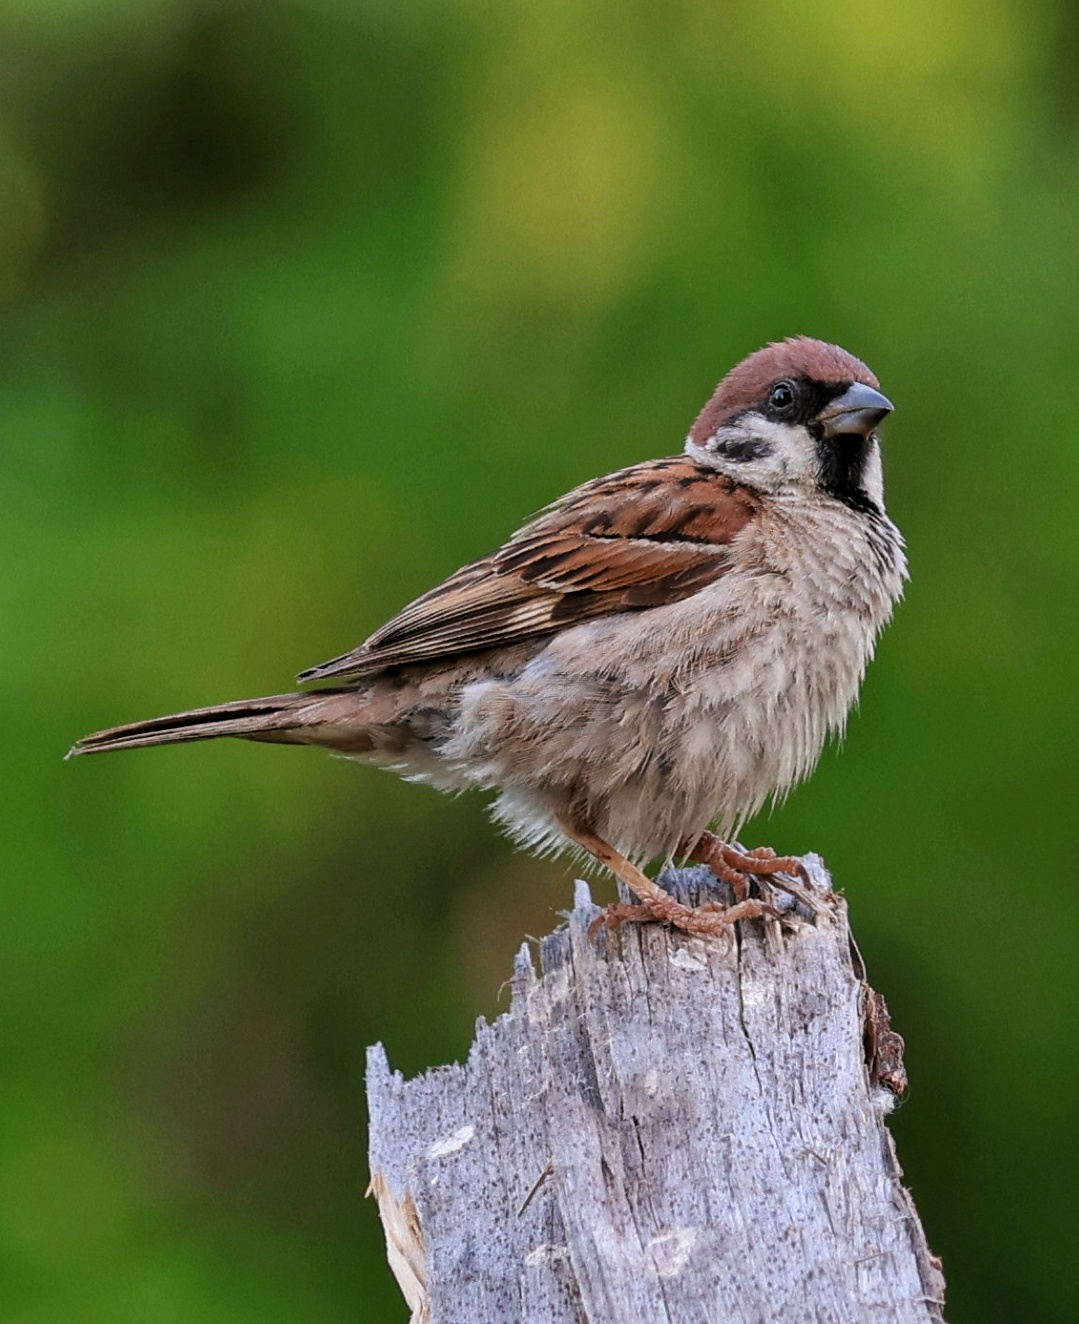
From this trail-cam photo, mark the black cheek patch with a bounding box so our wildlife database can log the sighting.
[710,434,775,463]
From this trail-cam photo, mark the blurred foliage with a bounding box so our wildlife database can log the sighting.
[3,0,1078,1319]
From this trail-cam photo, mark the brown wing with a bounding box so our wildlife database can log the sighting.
[297,457,759,682]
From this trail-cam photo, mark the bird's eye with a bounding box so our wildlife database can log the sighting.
[768,381,796,413]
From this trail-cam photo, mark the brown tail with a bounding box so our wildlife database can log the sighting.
[66,690,369,758]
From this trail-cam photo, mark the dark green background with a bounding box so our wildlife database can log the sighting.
[4,2,1077,1320]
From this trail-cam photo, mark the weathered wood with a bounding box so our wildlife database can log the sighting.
[366,857,946,1323]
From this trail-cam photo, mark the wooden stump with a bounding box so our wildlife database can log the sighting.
[366,856,946,1323]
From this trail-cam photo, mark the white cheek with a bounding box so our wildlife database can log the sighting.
[685,417,818,490]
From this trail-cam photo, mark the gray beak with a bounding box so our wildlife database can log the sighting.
[818,383,894,439]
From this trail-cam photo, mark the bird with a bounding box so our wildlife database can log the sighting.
[69,337,907,936]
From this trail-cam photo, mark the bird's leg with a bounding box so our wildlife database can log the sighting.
[556,816,778,938]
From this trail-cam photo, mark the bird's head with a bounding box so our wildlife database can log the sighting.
[685,337,893,513]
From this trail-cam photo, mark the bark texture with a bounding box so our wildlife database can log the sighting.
[366,857,946,1323]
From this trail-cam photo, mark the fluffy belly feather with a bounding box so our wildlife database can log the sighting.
[370,497,905,864]
[435,512,898,859]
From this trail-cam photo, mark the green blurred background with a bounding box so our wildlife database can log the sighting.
[4,0,1078,1319]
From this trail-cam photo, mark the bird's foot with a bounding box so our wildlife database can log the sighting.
[555,815,785,941]
[685,832,806,898]
[588,892,780,940]
[678,830,827,914]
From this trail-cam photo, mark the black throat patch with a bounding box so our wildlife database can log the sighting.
[815,433,879,514]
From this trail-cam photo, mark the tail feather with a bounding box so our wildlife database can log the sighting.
[67,691,352,757]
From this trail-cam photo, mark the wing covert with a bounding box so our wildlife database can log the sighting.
[298,458,758,682]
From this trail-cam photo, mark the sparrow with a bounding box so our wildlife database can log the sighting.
[69,337,906,936]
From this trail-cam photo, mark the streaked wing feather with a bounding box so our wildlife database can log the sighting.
[298,458,758,681]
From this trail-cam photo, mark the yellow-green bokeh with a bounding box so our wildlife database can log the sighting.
[4,2,1078,1320]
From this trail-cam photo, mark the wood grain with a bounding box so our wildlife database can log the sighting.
[367,858,945,1324]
